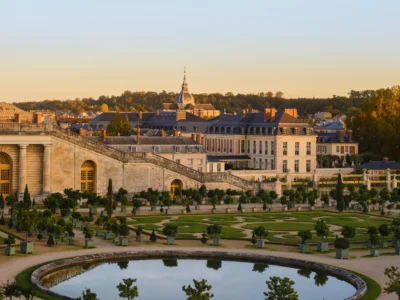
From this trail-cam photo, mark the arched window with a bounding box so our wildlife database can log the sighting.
[0,152,11,197]
[81,161,96,192]
[170,179,183,198]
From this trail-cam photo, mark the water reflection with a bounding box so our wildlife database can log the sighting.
[252,263,269,274]
[206,260,222,271]
[162,259,178,268]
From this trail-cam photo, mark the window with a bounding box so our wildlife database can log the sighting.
[265,159,268,169]
[176,159,181,164]
[294,160,299,173]
[336,146,340,153]
[247,141,250,153]
[0,152,11,196]
[81,160,96,192]
[271,159,275,170]
[188,159,193,165]
[223,140,227,152]
[259,141,262,154]
[229,140,233,153]
[253,141,256,154]
[241,140,245,153]
[217,140,221,152]
[294,128,299,135]
[198,159,203,165]
[307,142,311,155]
[283,142,287,155]
[271,142,275,155]
[306,160,311,172]
[282,127,287,135]
[175,146,181,153]
[217,163,221,172]
[259,158,262,169]
[265,141,268,155]
[210,164,214,172]
[283,160,287,173]
[253,158,256,168]
[295,142,299,155]
[345,146,348,152]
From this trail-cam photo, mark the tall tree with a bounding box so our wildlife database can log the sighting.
[336,174,344,212]
[384,266,400,299]
[23,185,31,208]
[106,179,113,218]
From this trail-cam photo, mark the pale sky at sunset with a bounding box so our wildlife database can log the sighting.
[1,0,399,102]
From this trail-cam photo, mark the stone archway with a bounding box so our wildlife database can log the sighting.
[170,179,183,198]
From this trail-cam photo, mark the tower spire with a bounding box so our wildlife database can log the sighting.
[182,66,188,91]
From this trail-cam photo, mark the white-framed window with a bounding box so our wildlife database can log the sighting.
[345,146,348,152]
[295,142,299,155]
[283,160,287,172]
[271,159,275,170]
[188,159,193,165]
[265,141,268,155]
[259,141,262,154]
[294,160,299,173]
[217,163,221,172]
[283,142,288,155]
[271,142,275,155]
[253,141,256,154]
[198,159,203,165]
[307,142,311,155]
[306,160,311,172]
[336,146,340,153]
[175,146,181,153]
[210,164,214,172]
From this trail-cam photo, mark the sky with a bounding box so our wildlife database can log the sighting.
[1,0,399,102]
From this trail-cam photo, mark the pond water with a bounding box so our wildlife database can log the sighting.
[45,259,356,299]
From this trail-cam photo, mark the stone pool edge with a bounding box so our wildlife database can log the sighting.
[31,250,367,300]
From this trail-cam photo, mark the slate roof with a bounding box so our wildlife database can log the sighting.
[212,112,307,126]
[359,161,400,170]
[87,136,198,145]
[207,155,251,162]
[316,132,356,143]
[315,122,344,130]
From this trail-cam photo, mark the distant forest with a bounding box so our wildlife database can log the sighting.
[14,89,374,116]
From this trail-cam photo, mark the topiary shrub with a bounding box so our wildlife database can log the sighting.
[334,238,350,249]
[200,231,208,244]
[162,224,178,237]
[0,214,5,225]
[150,230,157,242]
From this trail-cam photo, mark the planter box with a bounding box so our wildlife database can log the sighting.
[225,208,231,213]
[120,207,127,213]
[62,236,70,242]
[63,216,70,222]
[101,210,107,217]
[256,239,265,249]
[89,207,97,215]
[297,207,302,211]
[211,209,216,214]
[181,210,187,215]
[136,236,141,242]
[309,206,315,211]
[392,238,400,248]
[119,237,129,246]
[151,206,157,211]
[113,236,120,243]
[146,201,150,206]
[282,207,288,212]
[5,246,15,256]
[395,246,400,255]
[104,232,114,240]
[165,209,171,215]
[268,208,272,212]
[20,241,34,254]
[55,239,62,245]
[201,200,205,205]
[241,209,246,213]
[195,205,200,210]
[212,237,220,246]
[380,240,388,248]
[219,201,224,205]
[68,239,75,245]
[370,249,379,257]
[322,204,329,208]
[336,248,349,259]
[96,230,103,237]
[299,244,309,253]
[85,239,94,248]
[316,241,329,252]
[55,208,61,214]
[167,237,175,245]
[252,208,258,213]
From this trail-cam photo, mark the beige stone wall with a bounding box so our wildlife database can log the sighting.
[26,145,43,195]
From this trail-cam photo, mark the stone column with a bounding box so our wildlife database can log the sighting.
[392,175,397,189]
[386,168,391,191]
[18,144,28,197]
[312,170,318,189]
[43,144,51,194]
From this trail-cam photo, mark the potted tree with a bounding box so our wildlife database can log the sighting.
[200,230,208,244]
[394,229,400,255]
[162,224,178,245]
[16,208,38,254]
[132,198,142,216]
[72,211,81,228]
[298,230,312,253]
[369,233,380,256]
[315,219,330,252]
[378,224,391,248]
[367,227,378,248]
[84,227,94,248]
[334,237,350,259]
[119,224,130,246]
[224,196,233,213]
[135,226,143,242]
[321,194,329,208]
[341,226,356,249]
[280,196,288,212]
[253,226,268,248]
[307,191,316,211]
[207,224,222,246]
[4,234,16,256]
[391,219,400,248]
[209,196,218,214]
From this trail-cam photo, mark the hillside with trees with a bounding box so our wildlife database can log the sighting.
[14,89,373,117]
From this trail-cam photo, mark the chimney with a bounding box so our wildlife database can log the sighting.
[196,133,201,144]
[79,128,86,137]
[338,130,345,143]
[284,108,298,118]
[138,111,143,120]
[173,129,179,136]
[101,128,107,141]
[161,129,166,137]
[347,130,353,142]
[137,127,141,144]
[156,110,160,116]
[191,133,196,142]
[264,108,277,121]
[176,110,186,121]
[14,113,21,124]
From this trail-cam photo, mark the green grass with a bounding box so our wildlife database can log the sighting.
[343,270,381,300]
[127,216,171,224]
[244,222,315,231]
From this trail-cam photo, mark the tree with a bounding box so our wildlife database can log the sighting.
[116,278,139,300]
[23,185,31,208]
[314,273,329,287]
[379,224,391,242]
[315,219,330,241]
[15,208,39,241]
[0,214,5,225]
[253,226,268,241]
[3,280,22,300]
[224,196,233,209]
[162,224,178,237]
[77,288,99,300]
[336,174,344,212]
[100,103,109,112]
[341,226,356,241]
[384,266,400,299]
[106,179,113,218]
[149,230,157,242]
[107,112,131,136]
[298,230,312,245]
[0,193,4,209]
[264,276,298,300]
[207,224,222,238]
[182,279,214,300]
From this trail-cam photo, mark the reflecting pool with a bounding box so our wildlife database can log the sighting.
[45,259,356,299]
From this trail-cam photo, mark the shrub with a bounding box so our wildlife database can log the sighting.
[207,224,222,237]
[150,230,157,242]
[162,224,178,237]
[37,233,43,241]
[334,238,350,249]
[253,226,268,240]
[369,233,380,247]
[200,231,208,244]
[135,226,143,236]
[298,230,312,244]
